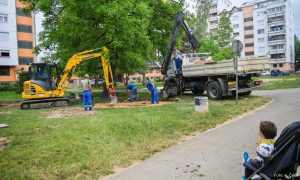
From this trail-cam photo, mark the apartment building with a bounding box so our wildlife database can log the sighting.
[0,0,35,83]
[208,0,233,33]
[231,0,295,71]
[184,0,232,33]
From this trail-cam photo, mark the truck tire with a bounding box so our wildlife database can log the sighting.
[207,81,222,100]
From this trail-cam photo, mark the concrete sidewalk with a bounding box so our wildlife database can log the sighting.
[105,88,300,180]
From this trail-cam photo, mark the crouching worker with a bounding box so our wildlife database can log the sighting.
[145,81,159,104]
[242,121,277,180]
[81,74,93,110]
[127,84,139,102]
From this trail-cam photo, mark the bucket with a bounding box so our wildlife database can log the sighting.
[195,96,208,113]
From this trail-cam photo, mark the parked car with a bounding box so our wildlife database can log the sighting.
[271,70,281,76]
[261,71,271,76]
[296,70,300,75]
[281,70,290,76]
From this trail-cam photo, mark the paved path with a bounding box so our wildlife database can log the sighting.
[106,89,300,180]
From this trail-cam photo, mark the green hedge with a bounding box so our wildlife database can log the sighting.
[0,84,17,91]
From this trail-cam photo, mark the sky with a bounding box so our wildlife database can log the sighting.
[230,0,300,37]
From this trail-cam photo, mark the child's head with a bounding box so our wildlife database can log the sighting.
[259,121,277,139]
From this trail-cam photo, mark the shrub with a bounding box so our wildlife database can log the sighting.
[15,71,29,94]
[0,83,17,91]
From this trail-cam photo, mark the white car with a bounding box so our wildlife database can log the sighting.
[261,71,271,76]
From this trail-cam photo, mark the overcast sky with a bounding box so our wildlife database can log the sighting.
[230,0,300,37]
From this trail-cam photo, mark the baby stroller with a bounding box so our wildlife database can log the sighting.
[244,121,300,180]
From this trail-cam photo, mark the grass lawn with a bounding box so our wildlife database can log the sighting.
[0,91,22,101]
[0,95,270,179]
[258,75,300,90]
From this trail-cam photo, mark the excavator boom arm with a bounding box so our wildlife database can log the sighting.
[55,47,115,94]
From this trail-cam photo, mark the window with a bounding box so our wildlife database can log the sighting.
[268,35,285,42]
[0,32,9,41]
[0,50,9,57]
[258,47,265,52]
[245,43,254,47]
[268,15,284,23]
[0,66,10,76]
[258,29,265,34]
[232,15,239,21]
[270,25,284,32]
[273,64,278,68]
[18,41,33,49]
[17,25,32,33]
[258,38,265,43]
[244,26,253,30]
[233,24,239,29]
[279,63,283,67]
[245,34,254,39]
[210,20,218,25]
[19,57,33,65]
[0,0,8,5]
[257,20,264,26]
[0,14,8,23]
[271,44,284,50]
[271,53,285,59]
[245,52,254,56]
[268,6,285,14]
[244,17,253,22]
[233,32,239,37]
[16,8,31,17]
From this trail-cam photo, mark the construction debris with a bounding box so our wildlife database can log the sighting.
[0,124,9,129]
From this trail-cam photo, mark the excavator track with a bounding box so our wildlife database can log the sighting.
[20,97,73,109]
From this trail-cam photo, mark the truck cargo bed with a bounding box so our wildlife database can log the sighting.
[182,57,270,77]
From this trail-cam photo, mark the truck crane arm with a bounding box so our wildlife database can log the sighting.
[162,12,199,75]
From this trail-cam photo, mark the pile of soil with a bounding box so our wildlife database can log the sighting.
[42,107,96,119]
[94,101,173,109]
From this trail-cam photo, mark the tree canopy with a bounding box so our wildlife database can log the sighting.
[295,35,300,70]
[21,0,182,77]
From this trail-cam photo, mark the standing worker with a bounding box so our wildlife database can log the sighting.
[81,74,93,110]
[174,48,183,74]
[127,84,139,102]
[145,80,159,104]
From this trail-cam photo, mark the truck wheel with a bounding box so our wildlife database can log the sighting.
[207,81,222,100]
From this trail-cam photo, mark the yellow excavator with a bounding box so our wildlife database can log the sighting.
[21,47,116,109]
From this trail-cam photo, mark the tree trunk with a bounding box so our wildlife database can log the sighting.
[102,83,109,99]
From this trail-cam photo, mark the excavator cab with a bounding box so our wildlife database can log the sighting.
[28,63,60,91]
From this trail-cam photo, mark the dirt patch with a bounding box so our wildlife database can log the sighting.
[41,107,97,119]
[0,137,11,149]
[94,101,173,109]
[176,163,205,178]
[0,101,21,108]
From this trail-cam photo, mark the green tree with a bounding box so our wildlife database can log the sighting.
[21,0,181,77]
[216,11,233,48]
[195,0,212,41]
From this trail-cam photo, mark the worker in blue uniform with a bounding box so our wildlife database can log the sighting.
[174,48,183,74]
[127,84,139,102]
[145,81,159,104]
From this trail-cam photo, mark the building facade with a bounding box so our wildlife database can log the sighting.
[231,0,295,71]
[208,0,233,33]
[0,0,36,83]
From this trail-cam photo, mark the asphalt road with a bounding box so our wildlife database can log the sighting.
[105,88,300,180]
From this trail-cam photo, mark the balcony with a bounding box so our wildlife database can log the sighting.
[268,29,286,36]
[209,16,218,21]
[269,49,286,54]
[209,24,218,30]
